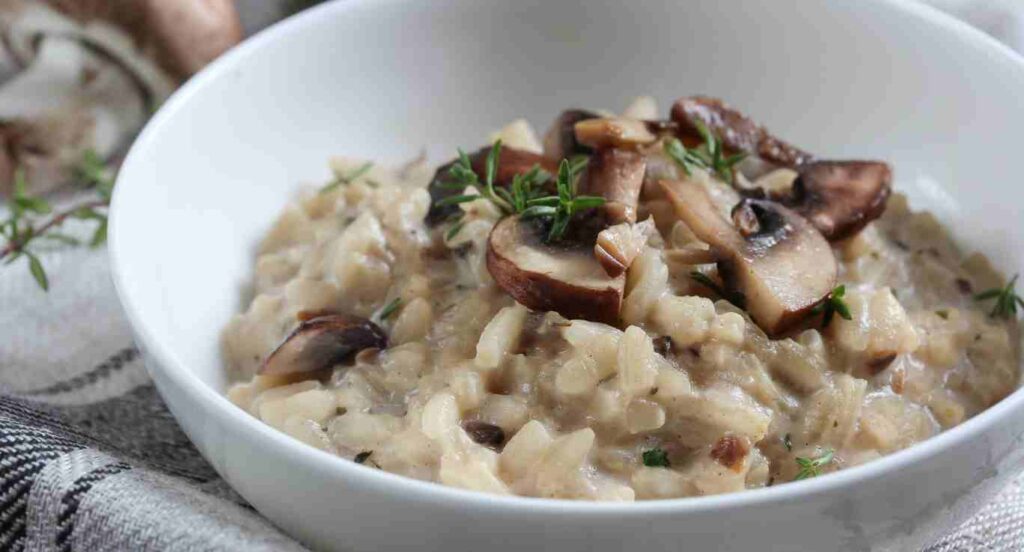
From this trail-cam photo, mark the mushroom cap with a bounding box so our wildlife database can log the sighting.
[573,117,657,151]
[486,216,625,324]
[579,148,646,225]
[542,108,601,160]
[671,96,813,167]
[786,160,892,241]
[260,314,388,376]
[425,145,558,225]
[660,179,837,337]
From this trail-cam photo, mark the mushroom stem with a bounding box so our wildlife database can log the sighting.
[579,148,646,224]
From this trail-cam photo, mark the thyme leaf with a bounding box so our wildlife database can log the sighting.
[641,448,670,468]
[433,142,603,244]
[664,121,747,184]
[812,285,853,328]
[795,448,834,480]
[1,150,113,291]
[377,298,402,321]
[321,161,374,194]
[974,274,1023,319]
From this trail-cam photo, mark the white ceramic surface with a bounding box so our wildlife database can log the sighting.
[108,1,1024,550]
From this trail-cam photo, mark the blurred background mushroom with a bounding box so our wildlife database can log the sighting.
[0,0,243,197]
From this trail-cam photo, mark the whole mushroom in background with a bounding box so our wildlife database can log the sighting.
[0,0,242,197]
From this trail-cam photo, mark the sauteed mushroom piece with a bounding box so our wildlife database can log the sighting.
[660,180,837,336]
[671,96,813,167]
[782,161,892,241]
[486,216,625,324]
[425,145,558,225]
[260,314,388,376]
[573,117,657,151]
[542,108,601,160]
[594,218,656,277]
[579,148,646,224]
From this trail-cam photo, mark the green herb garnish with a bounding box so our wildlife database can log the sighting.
[434,141,514,213]
[795,448,834,480]
[521,158,605,242]
[445,218,466,241]
[975,274,1024,319]
[642,447,671,468]
[812,285,853,328]
[663,121,747,184]
[321,161,374,194]
[76,149,115,201]
[377,298,402,321]
[1,151,113,291]
[434,140,603,244]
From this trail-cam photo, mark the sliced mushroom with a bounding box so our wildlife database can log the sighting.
[425,145,558,225]
[660,179,837,336]
[542,108,603,160]
[573,117,657,151]
[671,96,813,167]
[594,218,656,277]
[260,314,388,376]
[578,148,646,224]
[486,216,625,324]
[780,161,892,241]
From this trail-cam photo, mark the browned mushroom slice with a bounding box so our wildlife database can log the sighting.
[782,161,892,241]
[260,314,388,376]
[487,216,625,324]
[542,108,601,160]
[579,148,646,224]
[671,96,813,167]
[425,145,558,225]
[660,180,837,337]
[574,118,657,151]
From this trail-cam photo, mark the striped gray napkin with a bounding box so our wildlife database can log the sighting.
[2,1,1024,550]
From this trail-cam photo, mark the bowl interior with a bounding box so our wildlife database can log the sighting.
[111,0,1024,498]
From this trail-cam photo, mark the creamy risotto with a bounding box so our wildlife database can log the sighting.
[224,96,1020,500]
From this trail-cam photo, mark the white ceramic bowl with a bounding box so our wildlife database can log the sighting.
[109,1,1024,550]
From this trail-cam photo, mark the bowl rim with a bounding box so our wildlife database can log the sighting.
[109,0,1024,517]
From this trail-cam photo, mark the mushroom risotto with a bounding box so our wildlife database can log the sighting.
[224,96,1021,500]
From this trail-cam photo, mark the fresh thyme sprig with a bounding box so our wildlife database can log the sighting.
[795,448,834,480]
[320,162,374,195]
[975,274,1024,319]
[434,141,603,243]
[812,285,853,328]
[664,120,747,184]
[641,447,670,468]
[520,157,604,242]
[434,141,515,214]
[1,152,114,291]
